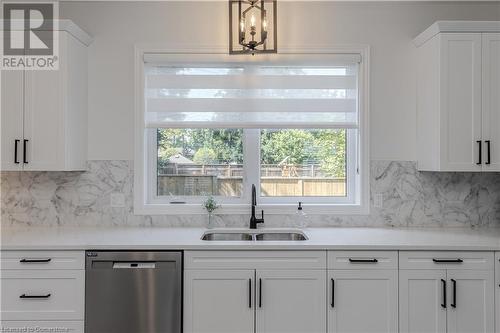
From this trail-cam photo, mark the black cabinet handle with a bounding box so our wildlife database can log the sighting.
[248,278,252,308]
[477,140,482,165]
[14,140,20,164]
[451,279,457,308]
[20,258,51,263]
[23,139,28,164]
[331,278,335,308]
[349,258,378,263]
[485,140,491,165]
[258,278,262,308]
[432,259,463,263]
[20,293,51,299]
[441,279,446,308]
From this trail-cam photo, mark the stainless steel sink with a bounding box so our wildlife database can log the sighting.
[201,232,253,241]
[255,232,307,241]
[201,229,308,241]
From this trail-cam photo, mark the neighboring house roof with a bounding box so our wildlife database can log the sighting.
[168,154,194,164]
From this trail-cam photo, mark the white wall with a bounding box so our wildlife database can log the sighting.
[60,1,500,161]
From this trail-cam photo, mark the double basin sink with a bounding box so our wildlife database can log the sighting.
[201,229,308,241]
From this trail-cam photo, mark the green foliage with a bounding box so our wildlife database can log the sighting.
[193,147,217,164]
[202,195,220,213]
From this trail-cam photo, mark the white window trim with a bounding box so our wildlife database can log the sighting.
[134,44,370,215]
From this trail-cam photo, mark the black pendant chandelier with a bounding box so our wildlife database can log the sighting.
[229,0,277,54]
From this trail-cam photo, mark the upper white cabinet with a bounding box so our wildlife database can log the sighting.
[1,21,92,171]
[415,21,500,171]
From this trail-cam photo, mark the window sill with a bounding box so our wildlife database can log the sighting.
[134,203,370,216]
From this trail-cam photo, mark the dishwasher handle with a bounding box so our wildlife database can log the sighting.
[112,262,156,269]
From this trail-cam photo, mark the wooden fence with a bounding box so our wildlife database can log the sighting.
[157,175,346,197]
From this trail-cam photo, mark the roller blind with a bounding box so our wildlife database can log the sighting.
[144,55,360,129]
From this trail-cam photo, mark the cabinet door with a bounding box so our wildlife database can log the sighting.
[447,270,494,333]
[440,33,482,171]
[495,253,499,333]
[256,269,326,333]
[1,70,24,171]
[184,270,254,333]
[482,33,500,171]
[329,270,397,333]
[23,63,64,170]
[399,270,446,333]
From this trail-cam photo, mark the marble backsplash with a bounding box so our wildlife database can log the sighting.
[1,160,500,228]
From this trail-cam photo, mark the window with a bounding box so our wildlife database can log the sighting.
[136,51,369,214]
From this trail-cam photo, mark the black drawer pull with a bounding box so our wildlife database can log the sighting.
[20,293,51,299]
[258,278,262,308]
[23,139,28,164]
[441,279,446,308]
[485,140,491,165]
[432,259,463,263]
[14,140,20,164]
[331,278,335,308]
[248,278,252,308]
[20,258,52,263]
[451,279,457,308]
[477,140,482,165]
[349,258,378,263]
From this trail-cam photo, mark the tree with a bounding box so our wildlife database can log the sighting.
[193,147,217,164]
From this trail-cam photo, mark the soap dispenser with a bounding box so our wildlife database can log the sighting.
[295,202,308,228]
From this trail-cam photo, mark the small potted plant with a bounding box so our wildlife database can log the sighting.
[202,195,220,229]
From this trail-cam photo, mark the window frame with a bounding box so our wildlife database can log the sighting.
[134,45,370,215]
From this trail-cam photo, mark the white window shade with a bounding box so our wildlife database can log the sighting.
[144,55,360,129]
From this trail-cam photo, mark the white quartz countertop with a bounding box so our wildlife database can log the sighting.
[1,226,500,251]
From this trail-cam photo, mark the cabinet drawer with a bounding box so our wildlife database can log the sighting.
[1,251,84,270]
[0,321,83,333]
[185,251,326,270]
[328,251,398,270]
[0,270,84,320]
[399,251,494,270]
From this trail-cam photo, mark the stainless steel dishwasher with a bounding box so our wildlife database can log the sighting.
[85,251,182,333]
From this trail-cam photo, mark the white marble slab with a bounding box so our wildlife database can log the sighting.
[1,160,500,228]
[2,227,500,251]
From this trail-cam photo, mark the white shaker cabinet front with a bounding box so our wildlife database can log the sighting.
[415,22,500,172]
[0,22,91,171]
[482,33,500,171]
[399,270,447,333]
[1,70,24,171]
[184,270,255,333]
[495,252,499,333]
[256,270,326,333]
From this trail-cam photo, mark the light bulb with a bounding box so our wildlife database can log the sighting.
[262,19,267,31]
[250,15,256,28]
[240,19,245,33]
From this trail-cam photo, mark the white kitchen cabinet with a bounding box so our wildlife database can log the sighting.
[495,252,500,333]
[446,270,494,333]
[1,70,24,171]
[256,270,326,333]
[399,270,447,333]
[399,251,495,333]
[327,251,398,333]
[184,270,255,333]
[328,270,398,333]
[0,21,92,171]
[184,251,326,333]
[482,33,500,171]
[414,21,500,171]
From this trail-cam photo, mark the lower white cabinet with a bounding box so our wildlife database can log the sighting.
[399,270,447,333]
[328,270,398,333]
[400,252,495,333]
[496,252,500,333]
[184,270,255,333]
[183,251,326,333]
[256,270,326,333]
